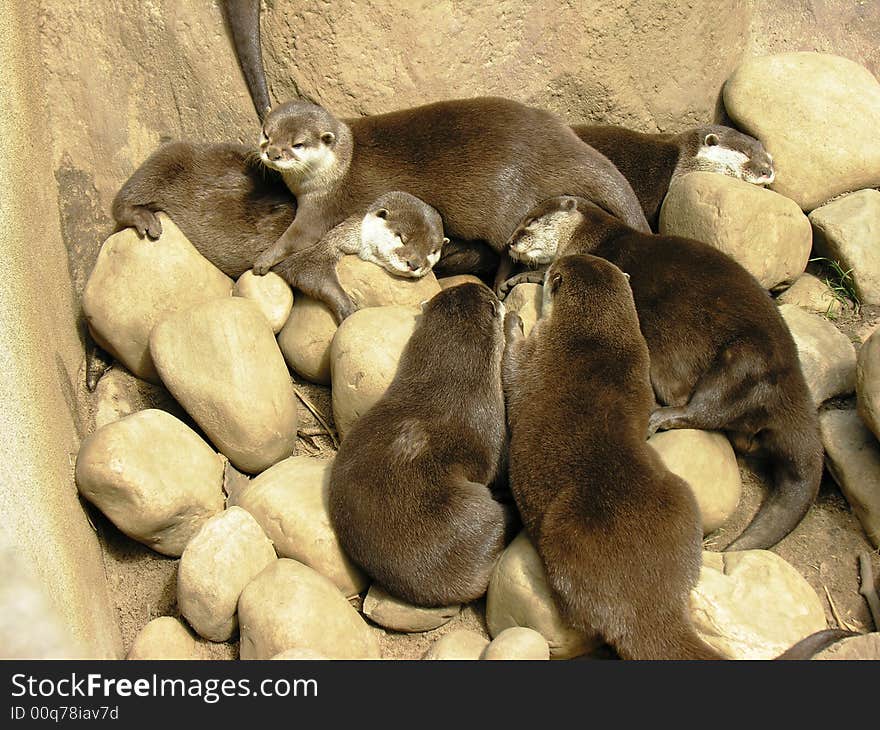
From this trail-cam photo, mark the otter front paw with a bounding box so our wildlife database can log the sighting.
[331,296,359,324]
[129,208,162,239]
[504,311,524,339]
[252,250,278,276]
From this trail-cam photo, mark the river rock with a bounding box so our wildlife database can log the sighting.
[277,295,337,385]
[75,409,225,556]
[691,550,826,659]
[177,507,277,642]
[83,214,233,382]
[238,559,380,660]
[486,531,599,659]
[330,306,419,438]
[659,172,812,290]
[150,297,298,473]
[809,189,880,306]
[438,274,484,289]
[647,429,742,534]
[813,632,880,660]
[858,330,880,441]
[481,627,550,660]
[723,52,880,211]
[361,584,460,632]
[127,617,197,660]
[778,303,856,404]
[270,648,329,660]
[776,273,843,318]
[505,283,543,337]
[422,630,489,660]
[233,270,294,333]
[819,409,880,547]
[228,455,368,597]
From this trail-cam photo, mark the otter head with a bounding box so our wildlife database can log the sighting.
[507,196,584,265]
[359,192,449,278]
[422,282,506,360]
[542,254,634,327]
[683,125,775,186]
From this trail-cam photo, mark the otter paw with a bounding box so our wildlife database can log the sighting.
[130,208,162,239]
[332,297,359,324]
[252,251,278,276]
[504,311,524,339]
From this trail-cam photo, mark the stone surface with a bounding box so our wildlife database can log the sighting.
[486,532,599,659]
[505,283,543,337]
[810,189,880,306]
[648,429,742,534]
[813,632,880,660]
[776,273,843,318]
[270,648,329,660]
[362,584,460,633]
[75,409,225,557]
[422,630,489,660]
[481,627,550,660]
[691,550,827,659]
[277,295,337,386]
[82,214,233,382]
[438,274,484,289]
[150,297,298,473]
[127,617,196,660]
[177,507,277,642]
[330,306,419,438]
[228,455,368,597]
[819,409,880,547]
[724,52,880,211]
[778,303,856,404]
[238,559,380,660]
[233,270,294,334]
[659,172,812,290]
[858,330,880,442]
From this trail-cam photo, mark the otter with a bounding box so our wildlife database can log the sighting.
[504,196,821,551]
[329,283,513,607]
[571,124,775,230]
[222,0,272,121]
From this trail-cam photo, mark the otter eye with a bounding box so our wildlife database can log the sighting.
[704,134,719,147]
[292,143,305,150]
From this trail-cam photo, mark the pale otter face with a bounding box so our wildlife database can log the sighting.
[508,208,581,265]
[259,125,337,177]
[359,206,447,278]
[691,127,775,186]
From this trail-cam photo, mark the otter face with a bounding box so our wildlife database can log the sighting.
[690,126,775,186]
[508,197,582,265]
[259,101,340,178]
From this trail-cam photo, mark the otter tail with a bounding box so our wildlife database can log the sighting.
[223,0,272,121]
[775,629,856,660]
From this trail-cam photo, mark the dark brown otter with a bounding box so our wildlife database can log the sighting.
[571,124,775,230]
[505,196,821,551]
[329,283,514,607]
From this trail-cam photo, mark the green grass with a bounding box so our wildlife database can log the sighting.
[809,256,860,316]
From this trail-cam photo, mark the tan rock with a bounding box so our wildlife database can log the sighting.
[691,550,827,659]
[150,297,298,473]
[648,429,742,534]
[362,584,460,632]
[228,455,368,597]
[813,633,880,660]
[127,617,197,660]
[724,52,880,211]
[82,214,233,382]
[819,409,880,547]
[75,409,225,556]
[177,507,277,642]
[336,255,442,307]
[422,630,489,660]
[233,270,294,334]
[330,306,419,438]
[238,559,380,660]
[505,283,543,337]
[438,274,484,289]
[778,303,856,404]
[481,627,550,660]
[486,531,599,659]
[659,172,812,290]
[857,329,880,441]
[270,648,329,660]
[776,273,843,318]
[277,295,337,385]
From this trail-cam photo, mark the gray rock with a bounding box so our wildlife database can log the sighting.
[857,329,880,441]
[362,584,460,632]
[813,632,880,660]
[776,273,843,318]
[481,627,550,660]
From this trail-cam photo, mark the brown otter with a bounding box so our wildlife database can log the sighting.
[222,0,272,120]
[504,196,821,551]
[571,124,775,230]
[252,97,650,285]
[329,283,514,607]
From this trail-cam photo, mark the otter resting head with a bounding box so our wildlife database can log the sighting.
[679,125,775,186]
[507,196,582,266]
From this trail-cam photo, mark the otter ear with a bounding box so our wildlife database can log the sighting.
[420,299,431,313]
[549,273,563,295]
[622,272,631,281]
[375,208,388,219]
[704,133,719,147]
[560,196,578,211]
[442,237,450,245]
[321,131,336,145]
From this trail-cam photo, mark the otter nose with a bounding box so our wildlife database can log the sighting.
[407,259,422,272]
[266,146,283,161]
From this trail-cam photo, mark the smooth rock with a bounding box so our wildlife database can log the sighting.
[228,455,368,597]
[238,559,380,660]
[127,617,197,660]
[177,507,277,642]
[857,330,880,441]
[270,648,329,660]
[505,283,543,337]
[814,633,880,660]
[422,630,489,660]
[810,189,880,306]
[648,429,742,534]
[486,531,599,659]
[150,297,298,473]
[75,409,225,556]
[330,306,419,439]
[481,627,550,660]
[336,255,441,307]
[724,52,880,211]
[659,172,812,290]
[82,214,233,382]
[778,303,856,404]
[691,550,826,659]
[438,274,484,289]
[776,273,843,318]
[361,584,460,632]
[233,270,294,333]
[819,409,880,547]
